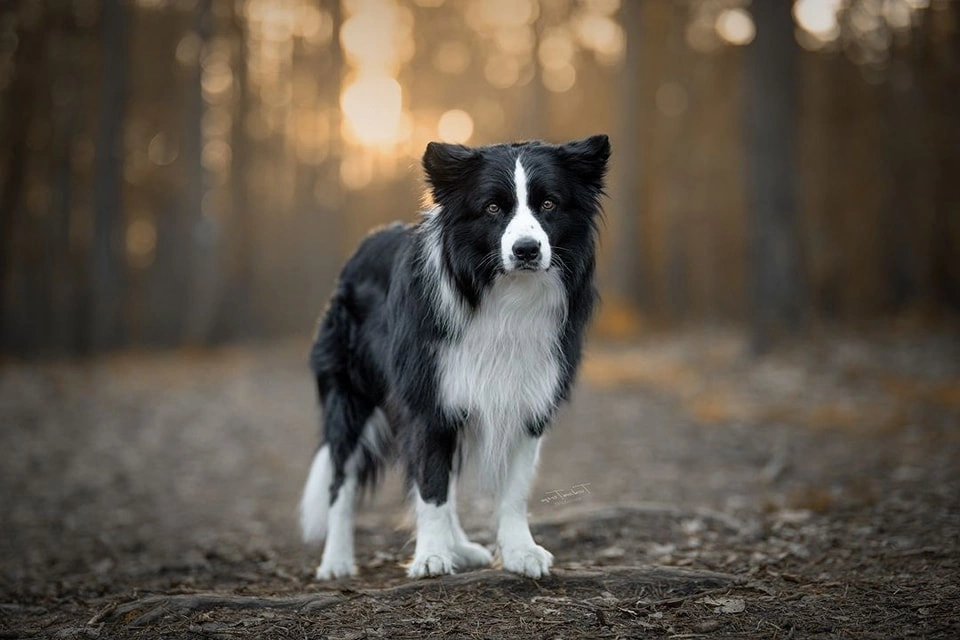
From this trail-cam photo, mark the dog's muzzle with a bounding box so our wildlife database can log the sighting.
[511,237,543,270]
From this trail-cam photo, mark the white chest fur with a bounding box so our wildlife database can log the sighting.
[438,271,567,487]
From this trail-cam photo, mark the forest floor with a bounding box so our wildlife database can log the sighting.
[1,328,959,639]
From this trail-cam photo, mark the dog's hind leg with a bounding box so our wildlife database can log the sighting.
[447,476,493,570]
[300,443,335,544]
[301,392,385,580]
[316,454,359,580]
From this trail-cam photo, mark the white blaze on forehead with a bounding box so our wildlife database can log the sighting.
[501,156,551,271]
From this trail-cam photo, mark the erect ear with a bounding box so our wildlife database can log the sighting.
[559,134,611,192]
[422,142,481,202]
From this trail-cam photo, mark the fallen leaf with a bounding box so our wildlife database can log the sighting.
[699,596,746,614]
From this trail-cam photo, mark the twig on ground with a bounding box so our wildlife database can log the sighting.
[108,592,344,626]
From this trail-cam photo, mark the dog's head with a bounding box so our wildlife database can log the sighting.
[422,135,610,289]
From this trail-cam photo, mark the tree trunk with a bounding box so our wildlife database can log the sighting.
[89,0,130,352]
[216,2,252,343]
[744,0,806,353]
[931,3,960,311]
[182,0,218,344]
[51,96,79,353]
[664,2,690,321]
[526,9,546,141]
[606,0,644,310]
[0,112,28,355]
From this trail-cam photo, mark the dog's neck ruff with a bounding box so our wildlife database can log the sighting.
[421,212,470,332]
[420,211,567,489]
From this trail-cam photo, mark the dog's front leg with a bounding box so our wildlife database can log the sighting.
[497,434,553,578]
[407,425,459,578]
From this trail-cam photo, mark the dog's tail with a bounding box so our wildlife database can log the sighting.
[299,443,334,544]
[309,283,356,401]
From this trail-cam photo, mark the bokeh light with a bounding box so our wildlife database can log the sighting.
[341,75,404,146]
[466,0,538,32]
[716,8,756,46]
[437,109,474,143]
[539,28,576,70]
[543,64,576,93]
[793,0,842,44]
[340,1,415,74]
[573,13,625,65]
[126,218,157,269]
[147,133,179,166]
[581,0,620,15]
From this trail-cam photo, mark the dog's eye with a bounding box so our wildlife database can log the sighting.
[541,199,556,211]
[485,202,501,215]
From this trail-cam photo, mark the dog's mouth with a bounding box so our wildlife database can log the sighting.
[514,261,543,272]
[502,259,547,274]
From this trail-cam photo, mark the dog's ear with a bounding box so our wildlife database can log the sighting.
[422,142,480,202]
[559,134,610,193]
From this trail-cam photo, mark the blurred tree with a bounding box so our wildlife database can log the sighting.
[138,7,193,346]
[526,7,546,141]
[216,1,252,342]
[183,0,219,344]
[607,0,644,311]
[881,10,931,312]
[50,19,80,352]
[744,0,806,353]
[0,13,33,355]
[90,0,130,351]
[665,2,691,321]
[931,2,960,311]
[311,0,346,321]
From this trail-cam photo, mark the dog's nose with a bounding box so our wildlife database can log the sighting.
[512,238,541,263]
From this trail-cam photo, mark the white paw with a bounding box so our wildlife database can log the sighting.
[315,558,357,580]
[501,544,553,579]
[407,553,456,578]
[452,541,493,569]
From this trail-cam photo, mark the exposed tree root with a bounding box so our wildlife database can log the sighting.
[106,564,742,628]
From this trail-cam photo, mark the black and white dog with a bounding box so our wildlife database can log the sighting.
[300,134,610,579]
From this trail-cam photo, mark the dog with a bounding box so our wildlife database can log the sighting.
[299,134,610,579]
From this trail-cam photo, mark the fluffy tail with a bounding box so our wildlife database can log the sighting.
[300,444,334,543]
[309,283,356,399]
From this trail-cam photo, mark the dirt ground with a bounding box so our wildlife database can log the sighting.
[1,329,959,639]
